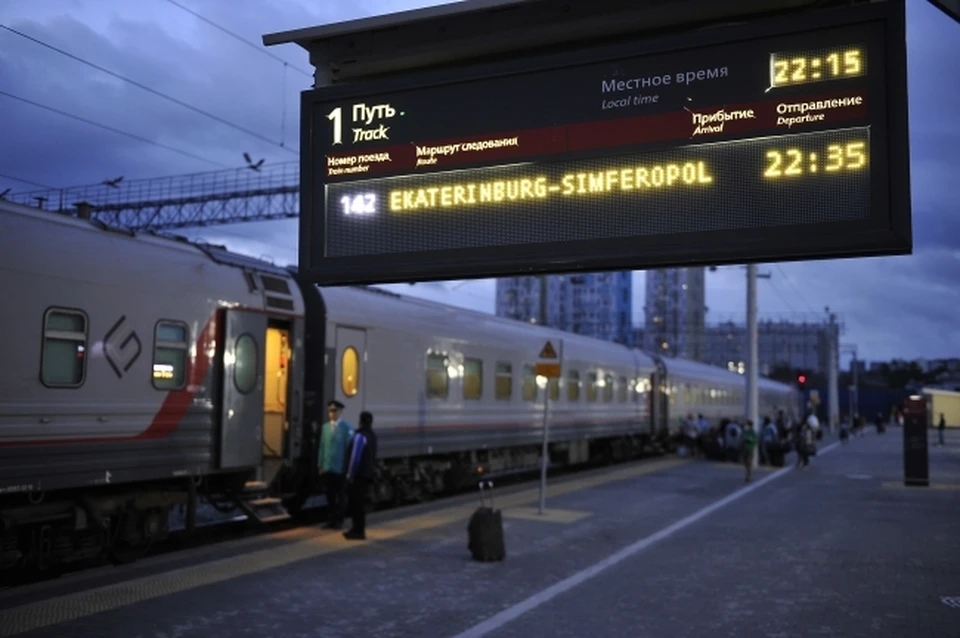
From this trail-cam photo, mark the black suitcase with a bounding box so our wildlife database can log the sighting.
[769,444,785,467]
[467,481,506,562]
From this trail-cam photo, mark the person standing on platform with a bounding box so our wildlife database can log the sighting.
[740,420,758,482]
[343,411,378,541]
[937,413,946,447]
[318,400,354,530]
[760,416,777,464]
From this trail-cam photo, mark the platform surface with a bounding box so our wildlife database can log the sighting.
[1,428,957,638]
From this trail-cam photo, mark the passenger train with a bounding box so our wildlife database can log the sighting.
[0,200,801,576]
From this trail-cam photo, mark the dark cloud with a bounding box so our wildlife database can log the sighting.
[1,0,957,364]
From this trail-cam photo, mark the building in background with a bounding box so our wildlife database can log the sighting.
[643,267,706,359]
[495,272,633,344]
[702,318,841,376]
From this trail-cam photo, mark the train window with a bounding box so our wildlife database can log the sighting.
[341,346,360,397]
[463,358,483,400]
[152,321,189,390]
[617,376,628,403]
[234,334,259,394]
[566,370,580,402]
[495,362,512,400]
[548,377,560,401]
[426,353,449,399]
[586,372,598,402]
[522,364,537,401]
[40,308,88,387]
[603,374,614,403]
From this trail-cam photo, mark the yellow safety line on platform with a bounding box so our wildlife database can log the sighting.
[880,481,960,491]
[0,457,687,637]
[502,507,592,524]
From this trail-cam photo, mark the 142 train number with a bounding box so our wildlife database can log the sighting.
[340,193,377,216]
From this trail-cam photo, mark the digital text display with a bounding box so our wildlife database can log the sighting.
[301,1,909,284]
[326,128,870,257]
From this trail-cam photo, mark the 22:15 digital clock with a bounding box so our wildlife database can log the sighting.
[770,47,866,87]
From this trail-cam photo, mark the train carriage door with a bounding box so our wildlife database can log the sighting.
[335,326,366,428]
[220,309,268,469]
[650,359,669,437]
[263,323,293,460]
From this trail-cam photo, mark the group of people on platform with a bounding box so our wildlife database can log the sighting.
[315,400,378,541]
[678,409,825,482]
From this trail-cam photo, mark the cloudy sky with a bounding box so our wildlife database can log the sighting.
[1,0,957,365]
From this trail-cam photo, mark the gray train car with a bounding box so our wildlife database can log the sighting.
[659,357,801,430]
[0,201,306,573]
[0,199,800,579]
[301,285,659,502]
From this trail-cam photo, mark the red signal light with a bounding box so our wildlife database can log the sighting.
[798,374,807,384]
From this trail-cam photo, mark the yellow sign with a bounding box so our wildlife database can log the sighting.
[535,362,561,378]
[539,341,558,360]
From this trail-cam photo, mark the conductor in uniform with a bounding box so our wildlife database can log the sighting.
[317,400,353,529]
[343,411,378,541]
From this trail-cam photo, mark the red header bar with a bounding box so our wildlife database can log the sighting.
[323,91,867,182]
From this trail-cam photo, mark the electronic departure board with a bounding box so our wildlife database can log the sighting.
[299,1,910,285]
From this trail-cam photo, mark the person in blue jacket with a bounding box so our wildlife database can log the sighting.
[343,411,378,541]
[318,400,354,529]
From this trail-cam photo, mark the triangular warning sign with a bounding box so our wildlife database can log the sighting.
[539,341,558,359]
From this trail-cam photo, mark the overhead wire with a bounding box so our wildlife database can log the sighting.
[162,0,313,78]
[775,264,819,313]
[0,89,230,168]
[0,23,297,155]
[0,172,55,190]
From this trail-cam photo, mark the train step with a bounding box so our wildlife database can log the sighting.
[235,495,291,525]
[243,480,269,493]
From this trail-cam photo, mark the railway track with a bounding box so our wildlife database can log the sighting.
[1,447,673,590]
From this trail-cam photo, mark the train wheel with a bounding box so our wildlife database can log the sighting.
[108,509,155,565]
[372,479,395,509]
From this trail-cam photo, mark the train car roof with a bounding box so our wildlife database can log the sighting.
[1,198,293,279]
[658,354,794,392]
[318,284,659,368]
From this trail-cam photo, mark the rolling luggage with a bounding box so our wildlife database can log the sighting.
[467,480,506,562]
[769,443,785,467]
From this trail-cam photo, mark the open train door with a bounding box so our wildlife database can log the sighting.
[220,309,268,469]
[334,326,367,428]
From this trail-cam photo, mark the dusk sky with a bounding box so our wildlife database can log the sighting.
[1,0,957,365]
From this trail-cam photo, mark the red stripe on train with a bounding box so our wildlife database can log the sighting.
[135,312,218,440]
[0,312,218,447]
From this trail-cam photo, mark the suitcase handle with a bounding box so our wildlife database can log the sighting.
[477,480,495,509]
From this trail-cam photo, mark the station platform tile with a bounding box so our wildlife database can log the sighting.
[1,429,956,638]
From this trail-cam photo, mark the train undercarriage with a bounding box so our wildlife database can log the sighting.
[0,430,673,584]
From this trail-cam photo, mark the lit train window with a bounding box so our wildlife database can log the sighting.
[341,346,360,397]
[234,334,259,395]
[603,374,614,403]
[153,321,188,390]
[464,358,483,400]
[586,372,598,402]
[522,365,536,401]
[566,370,580,402]
[548,377,560,402]
[40,308,87,387]
[426,353,448,399]
[495,362,512,400]
[617,376,628,403]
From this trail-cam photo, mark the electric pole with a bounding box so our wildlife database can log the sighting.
[745,264,771,467]
[827,310,840,433]
[538,274,548,326]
